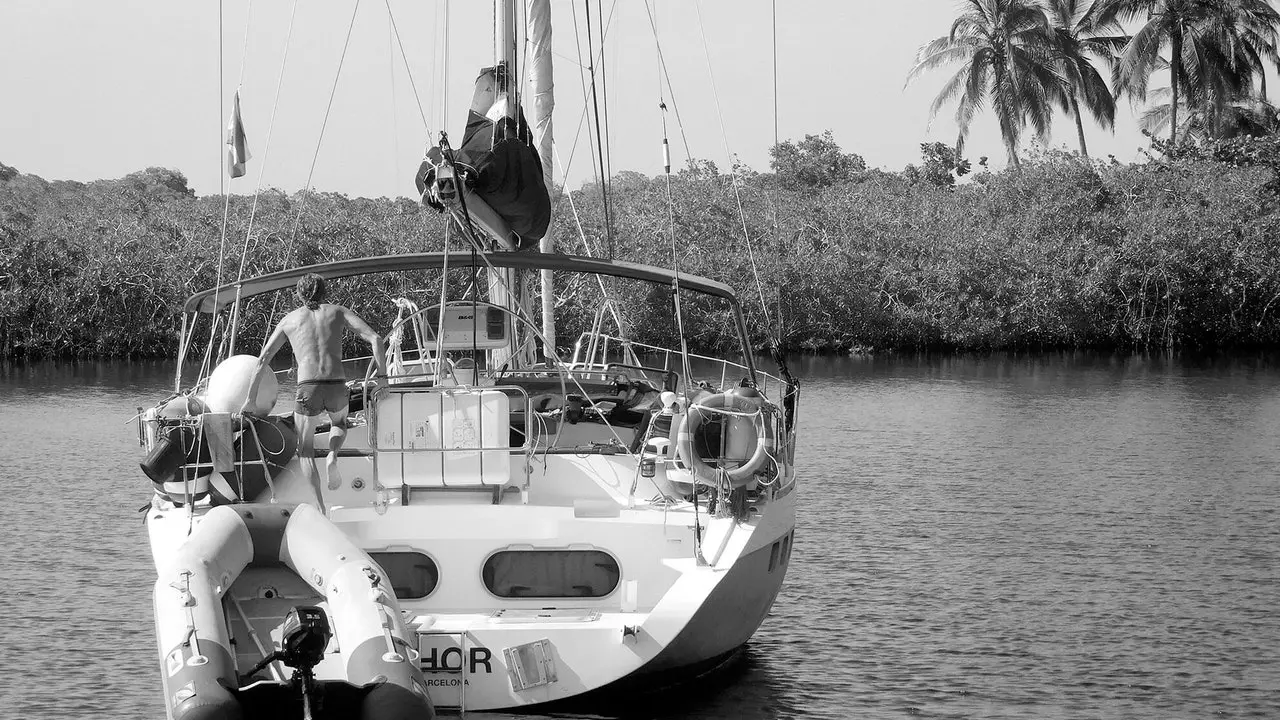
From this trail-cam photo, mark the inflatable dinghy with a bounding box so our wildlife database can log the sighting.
[153,502,434,720]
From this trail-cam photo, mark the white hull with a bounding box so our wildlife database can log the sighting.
[146,447,795,712]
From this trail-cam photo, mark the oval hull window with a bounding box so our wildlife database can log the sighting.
[483,550,620,598]
[369,551,439,599]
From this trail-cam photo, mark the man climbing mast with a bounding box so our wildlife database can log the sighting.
[244,273,386,504]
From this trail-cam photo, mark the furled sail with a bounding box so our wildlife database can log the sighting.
[416,64,551,251]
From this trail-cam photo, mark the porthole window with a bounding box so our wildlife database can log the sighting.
[482,550,620,598]
[369,551,439,599]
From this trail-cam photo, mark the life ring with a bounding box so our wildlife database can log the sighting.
[675,390,776,487]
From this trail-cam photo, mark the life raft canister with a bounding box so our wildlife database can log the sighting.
[675,387,776,487]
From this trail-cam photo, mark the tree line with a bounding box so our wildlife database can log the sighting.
[6,126,1280,359]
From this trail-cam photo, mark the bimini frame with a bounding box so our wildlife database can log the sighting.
[176,251,757,387]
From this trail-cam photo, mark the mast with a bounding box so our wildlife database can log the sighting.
[487,0,520,368]
[529,0,556,355]
[499,0,517,119]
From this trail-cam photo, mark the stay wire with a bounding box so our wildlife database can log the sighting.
[235,0,300,289]
[206,0,257,376]
[385,0,431,132]
[641,2,693,170]
[597,0,614,212]
[771,0,784,337]
[262,0,363,345]
[225,0,300,358]
[659,102,696,394]
[559,0,619,198]
[553,143,625,335]
[569,0,600,195]
[583,0,613,254]
[692,0,774,337]
[207,0,233,383]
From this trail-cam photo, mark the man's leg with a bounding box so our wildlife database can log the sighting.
[325,404,349,491]
[294,411,323,507]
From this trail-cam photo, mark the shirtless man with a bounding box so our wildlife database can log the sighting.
[244,273,386,500]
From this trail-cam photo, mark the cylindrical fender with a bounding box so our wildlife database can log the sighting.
[154,505,253,720]
[280,504,434,717]
[675,391,776,487]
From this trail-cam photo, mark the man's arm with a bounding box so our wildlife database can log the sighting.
[243,323,289,412]
[344,309,387,378]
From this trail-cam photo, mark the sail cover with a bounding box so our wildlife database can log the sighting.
[416,65,551,250]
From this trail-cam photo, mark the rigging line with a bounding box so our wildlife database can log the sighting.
[260,0,364,340]
[552,1,617,211]
[435,225,449,375]
[549,57,605,223]
[565,0,599,193]
[509,0,520,117]
[520,0,531,108]
[771,0,782,333]
[425,2,440,134]
[385,0,431,132]
[692,0,774,334]
[300,0,361,202]
[206,0,257,377]
[660,102,696,395]
[569,1,601,199]
[444,0,450,127]
[772,0,779,153]
[641,2,693,169]
[437,0,449,132]
[597,0,614,213]
[235,0,300,287]
[208,0,232,382]
[227,0,300,357]
[583,0,613,254]
[236,0,256,88]
[219,0,225,200]
[553,143,625,334]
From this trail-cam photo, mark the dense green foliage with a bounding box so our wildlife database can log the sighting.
[0,165,447,357]
[7,133,1280,358]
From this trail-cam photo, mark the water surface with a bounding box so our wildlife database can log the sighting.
[1,353,1277,718]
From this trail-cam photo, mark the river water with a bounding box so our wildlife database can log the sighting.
[1,353,1277,719]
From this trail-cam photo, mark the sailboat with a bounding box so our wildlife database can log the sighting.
[138,1,800,717]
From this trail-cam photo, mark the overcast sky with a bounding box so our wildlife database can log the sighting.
[0,0,1152,199]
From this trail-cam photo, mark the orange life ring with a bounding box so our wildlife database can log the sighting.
[675,390,776,487]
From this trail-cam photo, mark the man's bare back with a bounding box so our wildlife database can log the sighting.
[275,304,363,382]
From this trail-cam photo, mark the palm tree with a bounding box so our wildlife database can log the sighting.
[1045,0,1126,157]
[1096,0,1280,143]
[1138,87,1280,140]
[908,0,1067,167]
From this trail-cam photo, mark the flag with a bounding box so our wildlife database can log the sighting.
[226,91,249,179]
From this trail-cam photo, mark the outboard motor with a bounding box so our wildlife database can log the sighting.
[244,606,332,720]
